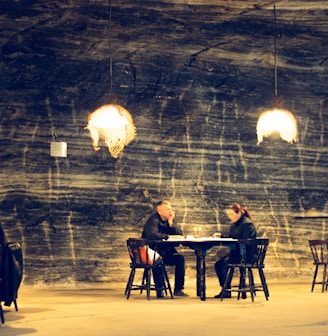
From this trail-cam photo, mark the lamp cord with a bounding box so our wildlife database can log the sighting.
[108,0,113,97]
[273,3,278,97]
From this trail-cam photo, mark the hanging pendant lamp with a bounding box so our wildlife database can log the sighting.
[86,0,136,158]
[256,2,297,145]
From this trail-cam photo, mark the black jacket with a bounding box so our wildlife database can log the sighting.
[228,215,257,263]
[141,213,183,256]
[1,242,23,307]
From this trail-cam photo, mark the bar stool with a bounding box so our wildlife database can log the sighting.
[125,238,173,300]
[221,238,270,302]
[308,239,328,292]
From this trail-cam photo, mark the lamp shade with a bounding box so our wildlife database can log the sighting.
[256,109,298,145]
[85,104,136,158]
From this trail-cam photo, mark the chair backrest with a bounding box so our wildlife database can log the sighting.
[309,239,328,264]
[0,244,3,292]
[239,238,269,266]
[127,238,162,266]
[0,244,2,272]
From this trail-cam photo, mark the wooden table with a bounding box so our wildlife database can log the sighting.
[157,237,238,301]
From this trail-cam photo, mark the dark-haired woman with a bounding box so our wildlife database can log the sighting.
[214,203,257,298]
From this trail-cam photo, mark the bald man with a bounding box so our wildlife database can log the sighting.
[142,200,187,297]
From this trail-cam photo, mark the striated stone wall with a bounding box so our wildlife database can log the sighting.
[0,0,327,286]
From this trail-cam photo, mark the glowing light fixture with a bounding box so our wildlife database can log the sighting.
[256,2,297,145]
[86,0,136,158]
[85,104,136,159]
[256,108,297,145]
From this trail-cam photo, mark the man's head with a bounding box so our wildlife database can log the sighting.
[156,200,173,221]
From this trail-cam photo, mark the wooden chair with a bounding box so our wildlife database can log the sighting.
[221,238,270,302]
[125,238,173,300]
[0,245,4,324]
[308,239,328,292]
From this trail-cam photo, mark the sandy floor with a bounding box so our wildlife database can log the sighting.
[1,280,328,336]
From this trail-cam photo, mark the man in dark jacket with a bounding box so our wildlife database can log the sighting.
[0,222,6,247]
[0,222,23,308]
[214,203,257,298]
[142,200,187,297]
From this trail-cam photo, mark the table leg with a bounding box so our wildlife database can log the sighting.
[195,248,206,301]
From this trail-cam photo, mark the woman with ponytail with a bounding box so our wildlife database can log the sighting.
[214,203,257,299]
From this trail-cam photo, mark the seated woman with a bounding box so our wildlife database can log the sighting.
[214,203,257,298]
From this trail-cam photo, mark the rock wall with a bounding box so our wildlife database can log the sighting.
[0,0,327,286]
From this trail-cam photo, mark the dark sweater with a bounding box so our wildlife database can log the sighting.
[141,213,183,256]
[228,215,257,239]
[228,215,257,262]
[142,213,182,240]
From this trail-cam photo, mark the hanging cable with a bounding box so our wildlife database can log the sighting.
[108,0,113,97]
[256,1,298,145]
[273,2,278,97]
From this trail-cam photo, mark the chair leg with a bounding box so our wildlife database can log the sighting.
[125,268,135,295]
[311,265,319,292]
[322,265,327,293]
[14,299,18,312]
[0,303,4,324]
[141,269,148,294]
[259,269,270,299]
[161,267,168,296]
[125,268,136,299]
[145,269,151,300]
[237,268,246,300]
[163,267,173,299]
[221,266,234,301]
[247,268,255,302]
[249,269,258,297]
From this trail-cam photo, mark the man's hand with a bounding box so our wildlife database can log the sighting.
[168,211,175,226]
